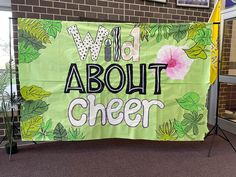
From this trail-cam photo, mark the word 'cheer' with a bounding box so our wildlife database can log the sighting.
[68,94,164,128]
[64,63,167,95]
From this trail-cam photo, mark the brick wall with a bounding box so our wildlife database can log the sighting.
[11,0,213,23]
[0,0,214,138]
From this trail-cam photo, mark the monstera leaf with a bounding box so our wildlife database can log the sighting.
[53,123,68,141]
[176,92,204,112]
[19,41,40,63]
[21,100,49,121]
[21,116,43,140]
[194,28,212,46]
[181,112,204,135]
[169,24,190,43]
[41,20,62,38]
[184,43,207,60]
[20,85,51,101]
[18,30,46,51]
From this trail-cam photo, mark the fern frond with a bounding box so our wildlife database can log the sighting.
[18,18,51,44]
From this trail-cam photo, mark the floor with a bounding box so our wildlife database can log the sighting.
[1,132,236,177]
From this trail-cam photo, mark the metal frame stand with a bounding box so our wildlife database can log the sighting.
[204,22,236,157]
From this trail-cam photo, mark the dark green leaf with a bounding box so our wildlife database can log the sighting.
[183,113,193,121]
[169,24,190,43]
[193,125,199,135]
[18,30,46,51]
[53,123,68,141]
[184,124,192,133]
[181,118,189,126]
[21,100,49,121]
[149,25,158,37]
[156,33,162,43]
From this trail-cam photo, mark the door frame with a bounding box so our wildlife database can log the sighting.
[208,7,236,134]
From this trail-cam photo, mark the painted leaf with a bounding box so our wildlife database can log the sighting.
[21,116,43,140]
[53,123,68,141]
[176,92,202,112]
[169,24,190,43]
[68,128,85,140]
[21,100,49,121]
[18,18,51,44]
[19,30,46,51]
[174,120,185,138]
[181,111,204,136]
[156,33,162,43]
[187,23,206,40]
[19,41,40,63]
[41,20,62,38]
[138,24,150,42]
[193,125,199,135]
[34,119,53,141]
[149,24,158,37]
[194,28,212,46]
[20,85,51,101]
[184,43,207,60]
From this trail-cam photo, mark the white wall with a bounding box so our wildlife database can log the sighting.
[0,0,11,11]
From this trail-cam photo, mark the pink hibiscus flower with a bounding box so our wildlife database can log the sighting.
[156,45,193,80]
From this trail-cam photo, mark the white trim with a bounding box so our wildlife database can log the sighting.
[221,6,236,14]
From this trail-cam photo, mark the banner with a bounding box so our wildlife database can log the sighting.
[209,0,221,84]
[18,18,212,141]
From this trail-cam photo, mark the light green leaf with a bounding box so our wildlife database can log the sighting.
[41,20,62,38]
[53,123,68,141]
[187,23,206,40]
[21,116,43,140]
[194,28,212,46]
[176,92,203,112]
[68,128,85,141]
[20,85,51,101]
[34,119,53,141]
[184,43,207,60]
[174,120,185,138]
[19,41,40,63]
[21,100,49,121]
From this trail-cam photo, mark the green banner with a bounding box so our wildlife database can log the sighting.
[18,18,212,141]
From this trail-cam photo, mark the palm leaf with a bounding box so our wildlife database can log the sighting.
[18,18,51,44]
